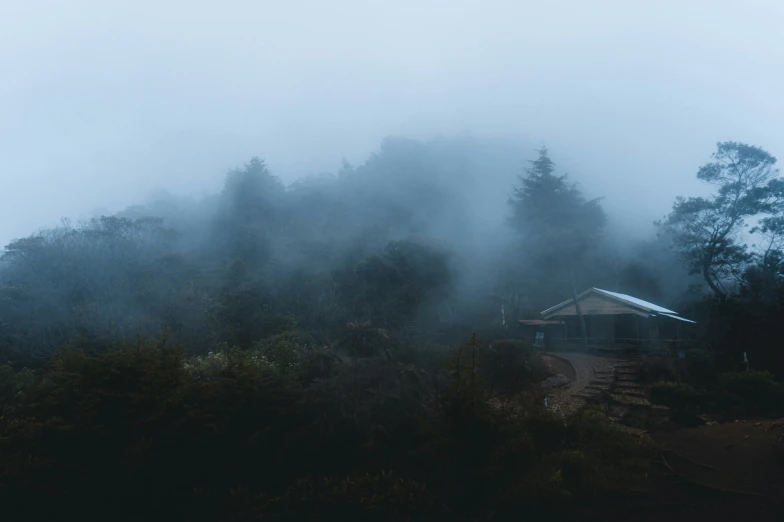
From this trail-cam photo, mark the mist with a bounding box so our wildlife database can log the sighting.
[3,0,783,248]
[4,3,784,519]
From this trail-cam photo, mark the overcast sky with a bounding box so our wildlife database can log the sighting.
[1,0,782,248]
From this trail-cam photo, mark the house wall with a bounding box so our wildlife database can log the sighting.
[614,314,639,339]
[587,315,615,341]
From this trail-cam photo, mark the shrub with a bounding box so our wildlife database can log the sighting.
[395,342,451,371]
[0,340,311,521]
[0,336,656,522]
[250,330,310,375]
[260,470,445,522]
[649,381,701,409]
[298,346,343,385]
[486,407,650,519]
[481,339,538,398]
[184,347,245,378]
[0,365,37,402]
[684,348,715,385]
[637,355,688,384]
[717,371,784,416]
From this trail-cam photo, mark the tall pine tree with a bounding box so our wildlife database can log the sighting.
[507,147,606,348]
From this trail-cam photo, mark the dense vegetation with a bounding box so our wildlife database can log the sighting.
[0,337,652,521]
[0,137,782,520]
[0,138,700,364]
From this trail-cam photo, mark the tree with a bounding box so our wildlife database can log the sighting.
[657,142,783,297]
[507,147,606,348]
[214,157,284,267]
[339,238,453,329]
[0,217,189,359]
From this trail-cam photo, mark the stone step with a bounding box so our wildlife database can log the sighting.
[615,381,639,387]
[609,394,651,406]
[588,379,613,386]
[612,385,645,395]
[612,391,647,399]
[572,392,600,399]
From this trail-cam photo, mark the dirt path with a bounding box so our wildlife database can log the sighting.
[542,352,662,431]
[543,352,620,415]
[653,419,784,498]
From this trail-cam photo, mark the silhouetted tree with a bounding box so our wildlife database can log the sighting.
[657,142,783,297]
[507,147,607,346]
[214,157,284,268]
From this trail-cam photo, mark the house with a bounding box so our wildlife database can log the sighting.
[539,288,696,352]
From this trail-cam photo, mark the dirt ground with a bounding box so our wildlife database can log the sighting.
[583,419,784,522]
[652,419,783,497]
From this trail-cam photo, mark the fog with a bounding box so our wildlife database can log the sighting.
[2,0,782,248]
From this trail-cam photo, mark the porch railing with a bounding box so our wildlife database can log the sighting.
[545,337,702,353]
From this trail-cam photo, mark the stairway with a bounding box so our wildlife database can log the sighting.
[403,320,423,343]
[604,357,669,431]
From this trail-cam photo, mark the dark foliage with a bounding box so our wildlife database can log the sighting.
[716,371,784,416]
[481,339,544,398]
[4,137,784,520]
[651,370,784,424]
[637,355,689,384]
[0,337,648,521]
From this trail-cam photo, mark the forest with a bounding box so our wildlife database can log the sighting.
[0,137,783,521]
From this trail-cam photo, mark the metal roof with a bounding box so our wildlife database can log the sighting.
[655,313,697,324]
[592,288,677,315]
[541,287,693,323]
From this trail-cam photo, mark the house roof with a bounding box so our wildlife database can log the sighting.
[591,288,677,314]
[541,287,694,323]
[518,319,565,326]
[655,313,697,324]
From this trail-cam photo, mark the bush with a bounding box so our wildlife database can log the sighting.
[298,346,343,385]
[260,470,445,522]
[649,381,701,409]
[684,348,715,385]
[486,407,650,518]
[649,371,784,421]
[717,371,784,416]
[650,381,704,424]
[250,330,311,375]
[0,365,37,402]
[0,337,655,522]
[184,347,247,378]
[0,340,311,521]
[637,355,688,384]
[481,339,539,398]
[395,342,451,372]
